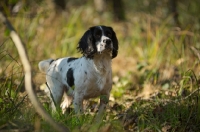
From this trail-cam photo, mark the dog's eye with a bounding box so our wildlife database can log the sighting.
[107,33,112,37]
[95,30,102,38]
[106,32,112,38]
[95,34,101,38]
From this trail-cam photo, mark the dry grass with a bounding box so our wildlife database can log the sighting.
[1,0,200,131]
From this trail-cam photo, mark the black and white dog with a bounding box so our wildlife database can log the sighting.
[38,25,118,115]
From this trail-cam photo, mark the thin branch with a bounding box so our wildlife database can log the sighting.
[181,87,200,101]
[147,87,200,104]
[0,12,69,132]
[191,46,200,61]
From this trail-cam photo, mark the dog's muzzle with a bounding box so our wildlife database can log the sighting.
[97,37,112,53]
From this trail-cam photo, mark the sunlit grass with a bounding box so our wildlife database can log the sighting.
[1,0,200,131]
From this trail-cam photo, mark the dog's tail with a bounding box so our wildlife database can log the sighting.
[38,59,54,73]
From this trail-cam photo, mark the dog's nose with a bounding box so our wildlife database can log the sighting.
[103,39,111,45]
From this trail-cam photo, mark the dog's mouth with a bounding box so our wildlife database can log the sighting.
[98,47,112,52]
[96,42,113,54]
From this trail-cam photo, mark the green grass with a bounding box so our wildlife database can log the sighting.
[1,0,200,131]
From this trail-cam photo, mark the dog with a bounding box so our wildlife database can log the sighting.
[38,25,118,116]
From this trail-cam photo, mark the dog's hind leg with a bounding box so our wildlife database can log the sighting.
[60,92,73,114]
[73,92,84,114]
[46,78,64,112]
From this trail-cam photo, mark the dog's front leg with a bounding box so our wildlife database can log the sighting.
[95,94,109,122]
[73,92,84,114]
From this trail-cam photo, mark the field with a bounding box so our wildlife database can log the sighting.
[1,0,200,131]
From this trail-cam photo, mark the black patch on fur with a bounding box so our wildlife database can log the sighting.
[50,59,54,64]
[106,26,118,59]
[67,68,74,87]
[85,71,87,75]
[77,27,96,58]
[67,57,78,63]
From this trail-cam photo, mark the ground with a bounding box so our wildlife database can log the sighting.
[1,0,200,131]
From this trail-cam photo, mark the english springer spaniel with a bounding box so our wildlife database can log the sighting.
[38,25,118,116]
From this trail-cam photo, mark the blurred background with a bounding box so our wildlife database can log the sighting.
[1,0,200,131]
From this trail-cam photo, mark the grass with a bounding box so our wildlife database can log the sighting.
[1,0,200,131]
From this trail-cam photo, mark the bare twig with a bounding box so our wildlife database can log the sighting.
[0,12,69,132]
[191,46,200,61]
[146,87,200,104]
[181,87,200,101]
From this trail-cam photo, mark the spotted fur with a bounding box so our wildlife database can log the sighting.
[38,25,118,115]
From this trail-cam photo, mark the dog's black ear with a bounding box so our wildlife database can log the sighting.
[77,28,95,58]
[109,27,118,59]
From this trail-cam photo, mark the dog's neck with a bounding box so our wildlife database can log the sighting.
[86,53,112,74]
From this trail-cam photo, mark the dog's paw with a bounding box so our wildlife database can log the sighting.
[60,93,73,114]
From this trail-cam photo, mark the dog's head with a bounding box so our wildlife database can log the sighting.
[77,25,118,59]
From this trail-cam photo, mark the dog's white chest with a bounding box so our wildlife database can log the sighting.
[82,74,108,99]
[72,58,111,99]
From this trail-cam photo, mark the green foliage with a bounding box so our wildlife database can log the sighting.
[0,44,26,126]
[1,0,200,131]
